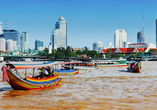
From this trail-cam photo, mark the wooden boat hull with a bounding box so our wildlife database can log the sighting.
[53,69,79,76]
[6,69,62,90]
[127,62,141,73]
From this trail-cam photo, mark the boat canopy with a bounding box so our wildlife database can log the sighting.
[5,61,59,69]
[5,61,79,70]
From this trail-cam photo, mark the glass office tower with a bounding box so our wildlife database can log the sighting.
[51,17,67,49]
[35,39,43,50]
[137,31,146,43]
[3,29,21,50]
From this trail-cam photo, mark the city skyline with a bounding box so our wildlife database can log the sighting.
[0,0,157,49]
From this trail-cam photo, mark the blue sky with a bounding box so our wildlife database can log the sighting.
[0,0,157,49]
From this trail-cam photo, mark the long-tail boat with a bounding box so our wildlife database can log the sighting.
[127,61,141,73]
[1,61,62,90]
[96,58,128,67]
[53,61,79,76]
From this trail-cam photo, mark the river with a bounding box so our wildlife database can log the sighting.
[0,61,157,110]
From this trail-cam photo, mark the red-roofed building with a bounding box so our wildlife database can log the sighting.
[136,48,147,52]
[101,49,108,53]
[115,48,135,53]
[101,48,117,53]
[101,47,153,54]
[77,55,87,58]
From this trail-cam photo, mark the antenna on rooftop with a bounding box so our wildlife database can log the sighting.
[6,20,7,29]
[142,12,144,32]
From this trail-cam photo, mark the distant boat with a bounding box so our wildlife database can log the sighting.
[1,61,62,90]
[53,69,79,76]
[127,61,141,73]
[53,61,79,76]
[70,60,99,70]
[96,58,128,67]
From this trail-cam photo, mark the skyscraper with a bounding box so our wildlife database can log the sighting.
[93,42,97,50]
[51,17,67,49]
[6,39,17,51]
[137,31,146,43]
[114,29,127,48]
[3,29,21,50]
[20,32,28,51]
[35,39,44,50]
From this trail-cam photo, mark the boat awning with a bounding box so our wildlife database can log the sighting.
[5,61,59,69]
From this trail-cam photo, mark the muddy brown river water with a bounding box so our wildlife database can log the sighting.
[0,61,157,110]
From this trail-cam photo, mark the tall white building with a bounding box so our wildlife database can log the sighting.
[21,32,28,51]
[4,29,21,50]
[0,22,2,34]
[0,37,5,52]
[114,29,127,48]
[48,43,52,54]
[6,39,17,51]
[51,17,67,49]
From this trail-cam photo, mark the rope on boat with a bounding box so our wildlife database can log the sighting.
[2,65,9,82]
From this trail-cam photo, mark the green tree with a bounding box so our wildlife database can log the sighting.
[149,49,157,52]
[96,53,104,58]
[82,46,88,55]
[55,51,65,59]
[135,52,140,57]
[58,47,65,54]
[47,53,55,59]
[87,50,98,58]
[68,52,77,57]
[75,50,82,55]
[44,48,48,54]
[65,46,72,57]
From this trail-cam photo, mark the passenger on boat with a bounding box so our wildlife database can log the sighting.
[46,66,54,77]
[42,67,49,76]
[38,67,49,78]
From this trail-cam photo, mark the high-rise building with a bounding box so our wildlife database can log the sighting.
[137,31,146,43]
[20,32,28,51]
[50,17,67,50]
[0,37,5,52]
[3,29,21,50]
[6,39,17,51]
[93,42,97,50]
[0,22,2,34]
[114,29,127,48]
[35,39,44,50]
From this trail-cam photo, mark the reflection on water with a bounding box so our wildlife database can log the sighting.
[0,61,157,109]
